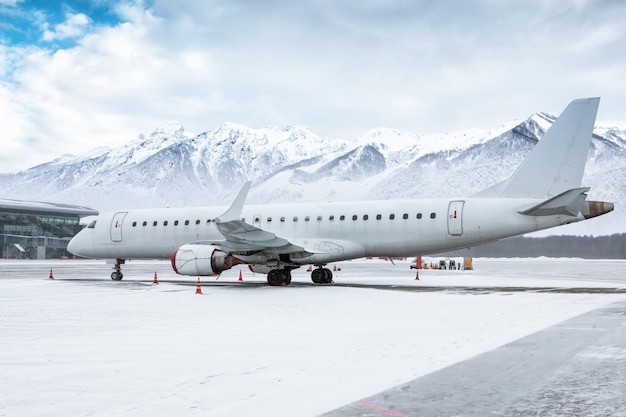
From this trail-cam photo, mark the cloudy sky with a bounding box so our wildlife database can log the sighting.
[1,0,625,173]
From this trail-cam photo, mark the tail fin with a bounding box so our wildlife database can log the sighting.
[475,97,600,198]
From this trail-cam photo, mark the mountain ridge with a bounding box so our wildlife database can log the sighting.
[1,113,624,236]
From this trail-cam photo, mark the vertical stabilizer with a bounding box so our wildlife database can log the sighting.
[475,97,600,198]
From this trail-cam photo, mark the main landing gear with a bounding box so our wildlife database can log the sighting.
[265,266,333,286]
[111,259,125,281]
[267,269,292,286]
[311,266,333,284]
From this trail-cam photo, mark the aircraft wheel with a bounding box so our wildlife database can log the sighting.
[267,269,290,286]
[311,268,333,284]
[311,268,323,284]
[322,268,333,283]
[111,271,123,281]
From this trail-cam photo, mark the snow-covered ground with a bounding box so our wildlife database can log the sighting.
[1,258,624,417]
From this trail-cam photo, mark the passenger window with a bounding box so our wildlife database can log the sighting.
[132,221,137,227]
[389,214,395,220]
[255,217,260,223]
[267,217,272,222]
[163,221,168,226]
[363,214,369,220]
[185,220,190,225]
[174,220,179,226]
[196,220,200,225]
[403,213,408,219]
[317,216,322,221]
[143,221,147,226]
[340,215,345,221]
[206,219,212,223]
[329,215,335,221]
[280,217,285,222]
[376,214,381,220]
[87,221,97,229]
[430,213,436,219]
[417,213,422,219]
[305,216,310,221]
[153,221,158,226]
[293,216,298,222]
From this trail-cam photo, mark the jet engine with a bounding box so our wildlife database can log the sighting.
[171,244,243,276]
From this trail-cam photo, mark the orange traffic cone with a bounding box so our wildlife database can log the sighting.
[415,270,420,280]
[153,272,159,285]
[333,265,337,272]
[195,277,203,294]
[307,265,312,272]
[49,268,54,280]
[238,270,243,281]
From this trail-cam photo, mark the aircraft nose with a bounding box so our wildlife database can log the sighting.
[67,232,83,257]
[67,236,77,255]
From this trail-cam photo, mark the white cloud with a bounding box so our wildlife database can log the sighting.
[41,12,90,41]
[1,0,625,173]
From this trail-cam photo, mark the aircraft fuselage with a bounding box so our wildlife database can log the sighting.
[69,196,580,263]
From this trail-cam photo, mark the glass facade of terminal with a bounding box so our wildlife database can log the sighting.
[0,200,98,259]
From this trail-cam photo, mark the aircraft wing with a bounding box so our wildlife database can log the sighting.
[208,181,314,257]
[213,218,312,255]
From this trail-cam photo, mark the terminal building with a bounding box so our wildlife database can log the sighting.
[0,198,98,259]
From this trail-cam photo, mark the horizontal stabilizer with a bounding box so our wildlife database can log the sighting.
[518,187,589,217]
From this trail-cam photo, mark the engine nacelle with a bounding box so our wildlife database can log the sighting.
[171,244,242,276]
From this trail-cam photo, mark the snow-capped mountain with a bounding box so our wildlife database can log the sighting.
[1,114,624,236]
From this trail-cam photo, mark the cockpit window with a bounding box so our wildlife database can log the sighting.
[87,221,97,229]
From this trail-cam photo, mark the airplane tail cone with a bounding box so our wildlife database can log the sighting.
[153,272,159,285]
[49,268,54,280]
[238,270,243,281]
[195,277,203,295]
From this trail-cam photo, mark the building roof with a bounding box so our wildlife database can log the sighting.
[0,198,99,217]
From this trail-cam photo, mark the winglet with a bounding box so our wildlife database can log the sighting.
[215,181,251,223]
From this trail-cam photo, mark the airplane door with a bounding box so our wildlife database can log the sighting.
[447,201,464,236]
[110,211,128,242]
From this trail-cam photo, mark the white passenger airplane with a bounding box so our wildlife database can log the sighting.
[68,97,613,285]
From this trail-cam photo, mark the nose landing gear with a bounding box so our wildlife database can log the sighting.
[111,259,125,280]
